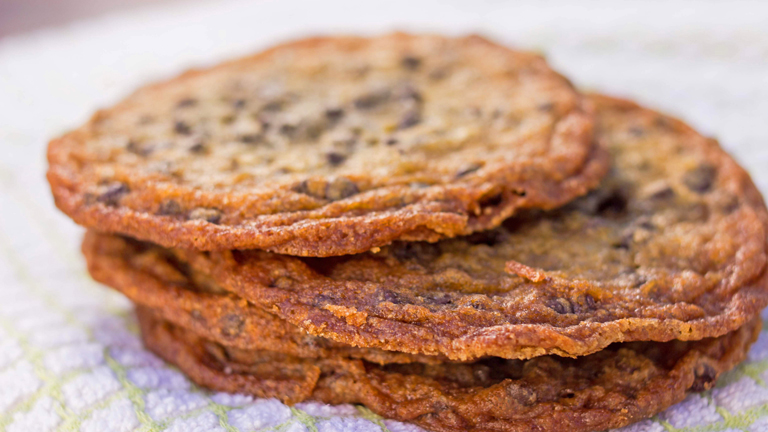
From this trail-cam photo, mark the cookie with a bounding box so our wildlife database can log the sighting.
[82,231,441,365]
[137,307,760,432]
[48,33,605,256]
[112,95,768,361]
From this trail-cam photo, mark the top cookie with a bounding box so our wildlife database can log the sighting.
[47,33,604,256]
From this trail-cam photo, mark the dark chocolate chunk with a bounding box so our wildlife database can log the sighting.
[261,99,285,112]
[325,107,345,122]
[188,140,208,154]
[596,189,628,216]
[456,163,482,178]
[96,183,129,206]
[354,89,391,109]
[326,152,347,166]
[549,298,574,314]
[401,56,422,70]
[386,138,398,146]
[398,110,421,130]
[176,98,197,108]
[325,177,359,201]
[158,200,182,216]
[188,208,222,224]
[279,123,298,137]
[126,141,152,157]
[691,363,718,391]
[683,164,717,194]
[239,134,264,144]
[174,121,192,135]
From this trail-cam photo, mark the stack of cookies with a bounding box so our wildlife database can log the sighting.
[47,34,768,432]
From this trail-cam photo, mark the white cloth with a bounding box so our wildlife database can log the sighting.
[1,1,768,430]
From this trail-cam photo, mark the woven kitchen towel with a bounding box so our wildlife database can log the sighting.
[2,0,768,431]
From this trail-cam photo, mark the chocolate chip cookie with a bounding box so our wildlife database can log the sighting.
[137,307,760,432]
[48,33,604,256]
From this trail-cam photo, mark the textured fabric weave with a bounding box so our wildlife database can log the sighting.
[2,1,768,430]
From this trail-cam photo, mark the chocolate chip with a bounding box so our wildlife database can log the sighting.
[325,177,359,201]
[456,163,483,178]
[176,98,197,108]
[326,152,347,167]
[239,134,264,144]
[683,164,717,194]
[382,290,406,304]
[549,298,574,314]
[232,99,246,109]
[174,121,192,135]
[325,107,345,122]
[279,123,298,137]
[537,102,554,112]
[596,189,628,216]
[292,180,312,196]
[575,294,597,313]
[654,116,674,130]
[292,180,327,200]
[261,99,285,112]
[401,56,421,70]
[188,140,208,154]
[219,314,244,338]
[649,186,675,201]
[126,141,152,157]
[188,208,222,224]
[691,363,718,391]
[386,138,398,146]
[96,182,130,206]
[158,200,182,216]
[398,110,421,129]
[354,89,391,109]
[478,193,503,210]
[96,183,129,206]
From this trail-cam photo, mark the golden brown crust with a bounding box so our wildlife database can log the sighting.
[47,33,605,256]
[137,308,761,432]
[95,95,768,361]
[81,231,441,365]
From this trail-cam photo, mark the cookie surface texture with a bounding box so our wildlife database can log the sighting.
[137,308,760,432]
[112,95,768,361]
[47,33,604,256]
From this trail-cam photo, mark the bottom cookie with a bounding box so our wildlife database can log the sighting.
[136,306,760,432]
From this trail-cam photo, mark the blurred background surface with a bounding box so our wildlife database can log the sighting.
[0,0,180,37]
